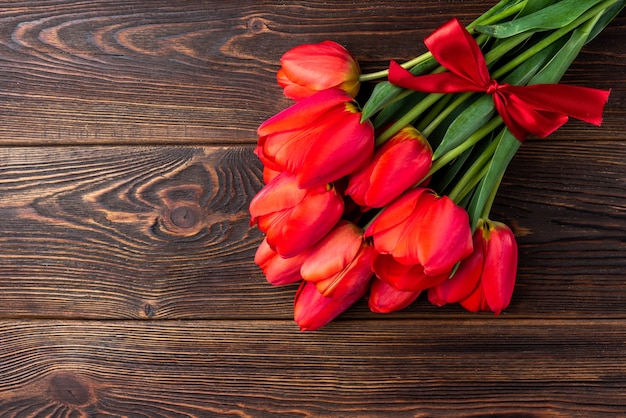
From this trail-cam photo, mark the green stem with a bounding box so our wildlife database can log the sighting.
[375,93,443,146]
[416,94,454,133]
[427,116,503,177]
[358,53,432,82]
[422,93,472,137]
[467,0,527,30]
[447,138,499,203]
[479,172,505,220]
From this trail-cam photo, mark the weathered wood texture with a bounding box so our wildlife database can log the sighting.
[0,1,624,416]
[0,320,624,417]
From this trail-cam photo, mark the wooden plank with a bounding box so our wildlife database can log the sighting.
[0,1,622,145]
[0,319,624,416]
[0,143,624,319]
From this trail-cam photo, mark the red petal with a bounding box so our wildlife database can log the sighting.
[363,136,432,208]
[257,89,351,137]
[314,244,375,299]
[365,188,431,259]
[281,41,356,91]
[427,230,484,306]
[296,111,374,189]
[249,173,306,224]
[418,195,473,276]
[254,238,306,286]
[300,221,363,283]
[369,277,421,313]
[372,254,447,292]
[294,278,368,331]
[272,185,344,257]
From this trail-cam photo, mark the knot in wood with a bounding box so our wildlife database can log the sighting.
[248,18,267,34]
[170,205,199,229]
[49,372,93,406]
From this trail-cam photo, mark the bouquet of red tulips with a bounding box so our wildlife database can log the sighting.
[250,0,623,331]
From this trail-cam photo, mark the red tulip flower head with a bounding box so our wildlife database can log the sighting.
[346,124,433,209]
[365,187,473,276]
[428,219,518,315]
[256,88,374,189]
[277,40,361,100]
[249,172,344,258]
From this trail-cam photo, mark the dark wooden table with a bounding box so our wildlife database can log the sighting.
[0,1,624,416]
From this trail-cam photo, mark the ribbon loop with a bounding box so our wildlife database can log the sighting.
[388,18,610,141]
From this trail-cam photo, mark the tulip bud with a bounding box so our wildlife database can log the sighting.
[277,40,361,100]
[346,125,432,209]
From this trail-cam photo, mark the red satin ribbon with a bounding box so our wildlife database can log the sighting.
[388,18,611,141]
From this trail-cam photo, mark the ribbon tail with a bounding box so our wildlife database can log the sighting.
[505,84,610,126]
[388,60,486,94]
[494,92,570,141]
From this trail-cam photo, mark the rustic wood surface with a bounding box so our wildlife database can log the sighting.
[0,1,624,416]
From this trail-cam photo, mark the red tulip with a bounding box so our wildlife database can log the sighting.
[346,125,433,209]
[277,40,361,100]
[254,238,307,286]
[256,89,374,189]
[364,187,473,276]
[300,221,375,299]
[294,278,369,332]
[428,219,518,315]
[249,172,344,258]
[368,276,421,313]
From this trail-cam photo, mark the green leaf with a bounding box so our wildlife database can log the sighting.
[373,91,428,129]
[432,96,495,159]
[532,5,603,83]
[585,0,626,43]
[475,0,606,38]
[519,0,560,16]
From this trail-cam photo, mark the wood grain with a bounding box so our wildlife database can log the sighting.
[0,142,623,319]
[0,319,624,417]
[0,0,622,145]
[0,1,623,415]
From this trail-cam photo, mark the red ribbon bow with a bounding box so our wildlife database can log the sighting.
[388,18,610,141]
